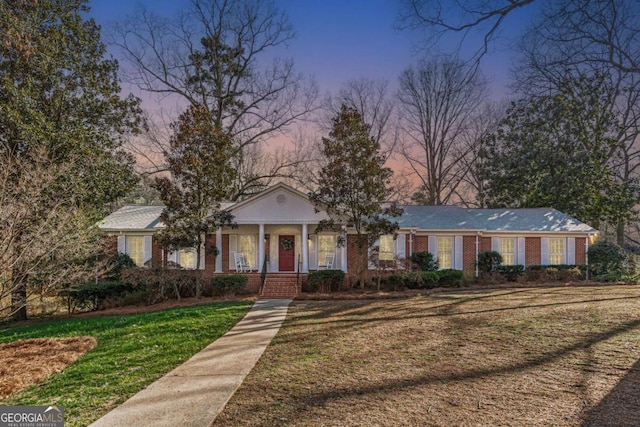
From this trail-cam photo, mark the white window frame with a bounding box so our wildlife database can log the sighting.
[378,235,395,261]
[118,235,152,267]
[437,237,453,269]
[318,235,336,267]
[127,236,144,267]
[239,235,257,269]
[501,238,516,266]
[178,248,196,269]
[549,238,564,265]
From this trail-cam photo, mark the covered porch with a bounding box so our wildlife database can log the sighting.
[214,183,346,276]
[213,223,348,275]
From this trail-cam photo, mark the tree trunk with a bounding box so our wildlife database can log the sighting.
[357,245,367,289]
[11,283,27,321]
[617,221,625,247]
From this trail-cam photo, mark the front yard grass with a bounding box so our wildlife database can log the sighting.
[0,301,252,427]
[214,286,640,426]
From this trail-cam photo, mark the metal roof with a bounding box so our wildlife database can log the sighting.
[398,206,596,233]
[98,205,165,231]
[98,197,596,235]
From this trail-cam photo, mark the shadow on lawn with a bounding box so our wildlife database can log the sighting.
[217,316,640,426]
[276,291,640,345]
[581,357,640,427]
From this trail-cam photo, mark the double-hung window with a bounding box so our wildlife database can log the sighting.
[127,236,144,267]
[178,248,196,269]
[549,238,564,264]
[318,235,335,266]
[379,235,395,261]
[239,235,257,269]
[437,237,452,269]
[501,238,516,266]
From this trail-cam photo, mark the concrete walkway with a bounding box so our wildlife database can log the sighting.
[90,299,292,427]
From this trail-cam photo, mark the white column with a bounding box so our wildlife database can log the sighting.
[258,224,265,272]
[215,228,223,273]
[341,225,348,272]
[302,223,309,273]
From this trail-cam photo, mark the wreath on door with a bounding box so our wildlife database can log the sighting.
[280,237,294,251]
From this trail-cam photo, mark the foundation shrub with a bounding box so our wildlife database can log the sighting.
[481,271,507,285]
[558,266,584,281]
[103,253,137,280]
[307,270,345,292]
[122,268,198,302]
[477,251,503,275]
[438,269,464,287]
[69,281,134,311]
[525,265,586,282]
[210,274,248,296]
[385,273,409,290]
[410,251,438,271]
[121,289,154,306]
[497,265,525,282]
[421,271,440,288]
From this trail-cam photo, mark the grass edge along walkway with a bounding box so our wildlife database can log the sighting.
[0,301,253,427]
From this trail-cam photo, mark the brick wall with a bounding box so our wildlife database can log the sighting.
[151,238,162,268]
[526,237,541,265]
[463,236,477,276]
[575,237,586,264]
[480,237,491,252]
[413,235,428,252]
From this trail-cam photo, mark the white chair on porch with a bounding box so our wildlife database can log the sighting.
[234,252,251,273]
[318,254,335,270]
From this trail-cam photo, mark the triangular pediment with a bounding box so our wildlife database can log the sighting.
[230,183,331,224]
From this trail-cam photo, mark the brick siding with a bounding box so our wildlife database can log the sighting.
[575,237,586,265]
[525,237,541,265]
[480,237,491,253]
[463,235,477,276]
[413,235,428,252]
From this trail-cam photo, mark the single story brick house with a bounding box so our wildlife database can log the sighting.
[99,183,597,297]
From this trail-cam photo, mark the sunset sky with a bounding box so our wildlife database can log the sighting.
[88,0,537,102]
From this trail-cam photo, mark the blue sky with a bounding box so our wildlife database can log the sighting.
[88,0,535,101]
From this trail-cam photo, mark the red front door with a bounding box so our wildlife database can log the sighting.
[278,235,295,272]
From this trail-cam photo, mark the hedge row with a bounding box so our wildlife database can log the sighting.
[384,269,464,290]
[483,264,586,283]
[68,270,252,311]
[210,274,248,296]
[306,270,346,292]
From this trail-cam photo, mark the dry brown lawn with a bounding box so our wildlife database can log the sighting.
[0,337,96,398]
[214,285,640,427]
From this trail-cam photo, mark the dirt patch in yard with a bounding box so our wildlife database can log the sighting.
[0,337,97,398]
[214,285,640,426]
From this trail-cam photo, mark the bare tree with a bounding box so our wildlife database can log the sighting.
[0,147,106,321]
[398,0,640,76]
[111,0,320,199]
[325,78,398,161]
[397,0,534,61]
[455,102,506,207]
[397,57,489,205]
[512,1,640,245]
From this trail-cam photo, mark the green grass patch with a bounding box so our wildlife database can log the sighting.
[0,301,252,427]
